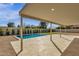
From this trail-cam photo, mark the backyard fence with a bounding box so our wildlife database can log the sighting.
[0,28,51,36]
[55,29,79,33]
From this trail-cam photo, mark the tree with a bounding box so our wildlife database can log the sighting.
[39,21,47,29]
[17,25,20,27]
[65,26,71,29]
[7,22,15,27]
[56,26,65,29]
[0,28,3,36]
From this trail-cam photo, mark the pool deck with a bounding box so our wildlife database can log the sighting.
[62,38,79,56]
[0,33,79,56]
[11,33,79,56]
[0,36,17,56]
[11,35,61,56]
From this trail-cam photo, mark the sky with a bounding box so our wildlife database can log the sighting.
[0,3,59,28]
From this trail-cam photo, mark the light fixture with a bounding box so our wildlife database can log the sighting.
[51,8,55,11]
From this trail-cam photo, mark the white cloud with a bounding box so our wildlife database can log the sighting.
[0,10,19,21]
[9,3,14,6]
[0,3,14,9]
[0,3,14,6]
[0,3,20,26]
[0,3,20,21]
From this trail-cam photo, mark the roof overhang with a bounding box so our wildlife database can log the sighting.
[19,3,79,26]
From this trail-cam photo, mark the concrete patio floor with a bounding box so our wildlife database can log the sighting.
[62,38,79,56]
[0,36,17,56]
[11,34,79,56]
[0,33,79,56]
[11,35,61,56]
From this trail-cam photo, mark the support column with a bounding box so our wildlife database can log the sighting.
[10,28,12,35]
[60,26,62,38]
[20,16,23,51]
[30,26,32,34]
[40,29,41,34]
[29,29,30,34]
[39,29,40,34]
[71,26,73,33]
[50,23,52,41]
[25,28,27,34]
[15,28,17,35]
[38,29,39,33]
[32,29,33,34]
[65,26,66,33]
[37,29,38,33]
[31,28,33,34]
[3,29,6,35]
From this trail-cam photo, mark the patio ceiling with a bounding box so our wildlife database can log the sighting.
[19,3,79,26]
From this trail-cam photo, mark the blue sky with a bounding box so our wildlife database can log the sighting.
[0,3,59,28]
[0,3,24,26]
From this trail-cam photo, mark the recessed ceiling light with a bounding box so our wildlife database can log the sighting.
[51,8,55,11]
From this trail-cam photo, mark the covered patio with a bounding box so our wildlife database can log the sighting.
[11,3,79,56]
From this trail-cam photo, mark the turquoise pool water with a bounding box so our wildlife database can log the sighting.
[17,34,46,39]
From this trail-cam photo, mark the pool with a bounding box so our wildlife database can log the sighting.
[17,34,46,39]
